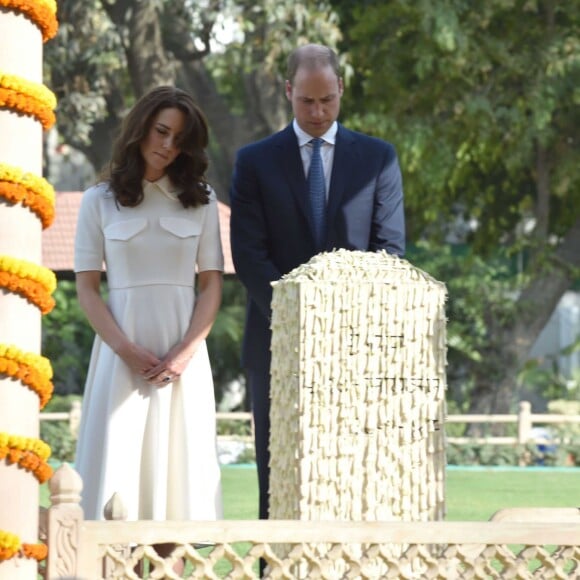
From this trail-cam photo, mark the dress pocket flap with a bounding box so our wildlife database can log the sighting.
[104,218,147,241]
[160,216,201,238]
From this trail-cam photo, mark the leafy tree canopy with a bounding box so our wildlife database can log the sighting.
[43,0,580,414]
[337,0,579,252]
[46,0,343,191]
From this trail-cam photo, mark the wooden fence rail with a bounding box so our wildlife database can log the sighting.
[40,400,579,447]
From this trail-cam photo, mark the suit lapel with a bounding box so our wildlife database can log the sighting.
[274,124,357,248]
[275,125,317,239]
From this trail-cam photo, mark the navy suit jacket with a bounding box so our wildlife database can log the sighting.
[230,123,405,372]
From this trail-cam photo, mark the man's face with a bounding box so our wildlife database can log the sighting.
[285,64,344,138]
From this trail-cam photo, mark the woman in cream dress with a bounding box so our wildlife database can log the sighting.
[74,87,223,526]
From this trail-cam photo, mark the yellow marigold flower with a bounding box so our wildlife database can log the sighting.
[0,343,54,408]
[0,72,57,129]
[0,432,53,483]
[0,162,55,228]
[0,529,21,562]
[0,72,56,109]
[0,255,57,292]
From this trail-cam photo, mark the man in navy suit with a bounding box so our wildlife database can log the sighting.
[230,43,405,521]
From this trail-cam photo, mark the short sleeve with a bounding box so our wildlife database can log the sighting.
[196,188,224,273]
[74,184,106,272]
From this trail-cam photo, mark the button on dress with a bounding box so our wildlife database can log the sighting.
[74,177,224,521]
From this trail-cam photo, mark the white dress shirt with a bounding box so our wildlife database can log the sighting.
[293,119,338,201]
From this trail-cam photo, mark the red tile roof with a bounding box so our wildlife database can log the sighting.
[42,191,235,275]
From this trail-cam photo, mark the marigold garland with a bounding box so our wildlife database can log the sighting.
[0,530,20,562]
[0,433,52,483]
[0,271,55,314]
[0,0,58,42]
[0,86,56,129]
[0,432,51,461]
[0,255,56,314]
[0,70,57,130]
[0,530,20,561]
[0,256,56,292]
[0,162,55,228]
[22,541,48,561]
[0,73,56,110]
[0,344,54,409]
[0,529,48,562]
[0,0,58,567]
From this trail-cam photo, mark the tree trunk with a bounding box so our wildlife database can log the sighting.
[71,86,126,176]
[103,0,175,96]
[177,60,288,203]
[468,216,580,418]
[124,1,175,95]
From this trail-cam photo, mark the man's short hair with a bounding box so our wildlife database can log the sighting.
[286,44,341,83]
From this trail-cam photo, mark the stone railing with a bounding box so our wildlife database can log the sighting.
[39,464,579,579]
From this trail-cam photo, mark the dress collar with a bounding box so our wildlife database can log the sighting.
[142,175,180,200]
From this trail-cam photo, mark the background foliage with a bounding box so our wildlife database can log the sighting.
[42,0,580,418]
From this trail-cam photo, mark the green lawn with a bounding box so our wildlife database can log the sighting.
[42,465,580,521]
[219,466,259,519]
[445,467,580,520]
[219,465,580,521]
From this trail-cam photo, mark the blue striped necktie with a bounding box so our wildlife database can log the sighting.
[308,137,326,251]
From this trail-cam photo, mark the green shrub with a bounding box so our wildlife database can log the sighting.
[217,418,252,438]
[42,421,76,464]
[233,445,256,464]
[444,440,576,467]
[446,443,524,466]
[40,394,81,463]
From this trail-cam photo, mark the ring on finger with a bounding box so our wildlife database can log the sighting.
[162,376,171,382]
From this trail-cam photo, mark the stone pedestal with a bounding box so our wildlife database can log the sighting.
[270,250,447,524]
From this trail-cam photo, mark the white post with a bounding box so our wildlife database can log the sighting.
[69,399,82,439]
[0,8,44,580]
[45,464,84,579]
[518,400,532,445]
[103,493,130,577]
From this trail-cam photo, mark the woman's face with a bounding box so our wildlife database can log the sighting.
[140,107,186,181]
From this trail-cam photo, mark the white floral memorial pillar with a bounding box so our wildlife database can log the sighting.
[270,249,447,524]
[0,1,57,577]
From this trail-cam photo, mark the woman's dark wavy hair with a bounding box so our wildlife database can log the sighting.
[102,86,210,208]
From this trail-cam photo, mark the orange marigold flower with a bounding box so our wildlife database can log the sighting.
[0,344,54,408]
[22,542,48,561]
[0,433,53,483]
[0,0,58,42]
